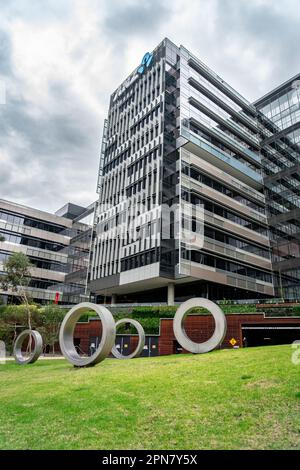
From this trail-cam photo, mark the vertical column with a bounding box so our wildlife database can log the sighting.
[111,294,117,305]
[167,283,175,306]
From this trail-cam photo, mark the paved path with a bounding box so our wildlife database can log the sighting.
[2,355,65,361]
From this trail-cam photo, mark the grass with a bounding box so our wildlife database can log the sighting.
[0,345,299,450]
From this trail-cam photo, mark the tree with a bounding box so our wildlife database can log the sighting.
[39,305,64,355]
[0,234,5,242]
[0,304,40,353]
[0,252,33,331]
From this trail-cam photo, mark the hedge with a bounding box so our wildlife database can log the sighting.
[0,302,261,347]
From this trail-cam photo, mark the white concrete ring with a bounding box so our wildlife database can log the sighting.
[173,298,227,353]
[13,329,43,365]
[111,319,145,359]
[59,302,116,367]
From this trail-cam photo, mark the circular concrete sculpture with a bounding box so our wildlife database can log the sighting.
[13,329,43,365]
[173,298,227,354]
[111,319,145,359]
[59,302,116,367]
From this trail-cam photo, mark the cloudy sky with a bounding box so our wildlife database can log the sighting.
[0,0,299,213]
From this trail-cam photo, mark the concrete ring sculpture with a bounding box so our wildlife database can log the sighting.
[111,319,145,359]
[13,329,43,365]
[173,298,227,353]
[59,302,116,367]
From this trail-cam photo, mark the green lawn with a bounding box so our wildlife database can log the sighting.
[0,345,299,450]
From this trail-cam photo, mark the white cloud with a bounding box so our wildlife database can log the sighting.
[0,0,299,212]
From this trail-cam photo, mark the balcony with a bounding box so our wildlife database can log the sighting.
[180,127,263,189]
[188,76,258,132]
[189,96,260,150]
[187,56,257,117]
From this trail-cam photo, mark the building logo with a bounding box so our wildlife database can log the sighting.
[137,52,153,74]
[113,51,154,102]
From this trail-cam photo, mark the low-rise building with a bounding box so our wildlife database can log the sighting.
[0,199,93,304]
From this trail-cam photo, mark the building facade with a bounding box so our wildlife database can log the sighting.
[57,202,95,305]
[255,75,300,300]
[89,38,275,304]
[4,40,297,306]
[0,199,93,304]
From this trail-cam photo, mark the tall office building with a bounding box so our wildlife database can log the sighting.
[255,75,300,300]
[89,38,275,303]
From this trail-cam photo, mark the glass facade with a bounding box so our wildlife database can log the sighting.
[256,74,300,299]
[0,200,72,302]
[90,38,275,302]
[259,81,300,131]
[0,199,93,304]
[62,203,95,304]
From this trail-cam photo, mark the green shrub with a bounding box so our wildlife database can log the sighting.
[0,304,42,353]
[0,301,260,349]
[292,306,300,315]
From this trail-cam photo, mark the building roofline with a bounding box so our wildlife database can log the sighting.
[110,37,177,100]
[0,198,73,226]
[254,72,300,107]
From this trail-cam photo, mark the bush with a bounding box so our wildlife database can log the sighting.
[0,304,42,353]
[292,306,300,315]
[0,302,260,350]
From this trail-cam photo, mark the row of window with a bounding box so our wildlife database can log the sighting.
[182,164,265,213]
[130,104,161,135]
[182,249,272,283]
[120,85,161,122]
[181,190,269,236]
[103,147,130,174]
[0,231,65,252]
[189,122,259,173]
[111,65,161,117]
[131,123,160,154]
[120,248,159,272]
[187,79,259,142]
[108,62,162,148]
[203,226,270,259]
[29,279,62,289]
[0,250,68,273]
[189,98,260,157]
[126,172,157,197]
[127,146,161,176]
[187,58,257,124]
[109,79,161,145]
[0,210,67,234]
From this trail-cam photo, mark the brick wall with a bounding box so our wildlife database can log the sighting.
[70,314,300,356]
[159,314,300,355]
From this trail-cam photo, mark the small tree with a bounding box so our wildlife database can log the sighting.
[0,253,33,330]
[0,234,5,242]
[39,305,65,354]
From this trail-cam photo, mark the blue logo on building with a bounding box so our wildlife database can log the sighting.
[137,52,153,74]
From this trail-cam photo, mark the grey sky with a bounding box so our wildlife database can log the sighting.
[0,0,299,212]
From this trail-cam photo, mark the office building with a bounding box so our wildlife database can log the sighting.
[89,38,275,304]
[0,199,93,304]
[3,39,298,306]
[57,202,95,304]
[255,74,300,300]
